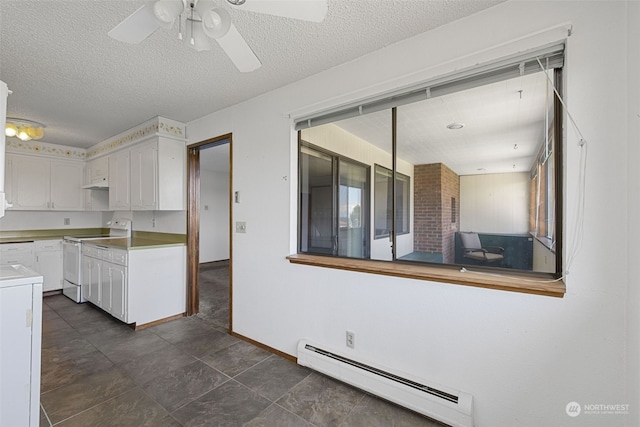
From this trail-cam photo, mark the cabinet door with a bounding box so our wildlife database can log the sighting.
[106,263,127,322]
[36,249,63,292]
[90,156,109,185]
[82,256,101,305]
[100,262,112,312]
[109,150,130,210]
[10,155,50,210]
[130,141,157,210]
[4,154,13,208]
[50,160,84,210]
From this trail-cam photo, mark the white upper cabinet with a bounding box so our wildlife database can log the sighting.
[130,137,185,211]
[50,160,84,210]
[130,140,158,210]
[5,154,83,211]
[86,156,109,186]
[84,157,109,211]
[8,155,50,210]
[108,149,131,210]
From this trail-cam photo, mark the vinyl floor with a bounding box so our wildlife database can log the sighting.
[39,260,448,426]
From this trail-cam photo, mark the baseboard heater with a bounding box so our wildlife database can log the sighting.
[297,340,474,427]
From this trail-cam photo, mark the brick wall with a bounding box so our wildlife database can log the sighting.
[414,163,460,263]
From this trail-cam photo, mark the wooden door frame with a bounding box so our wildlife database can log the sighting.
[186,134,233,332]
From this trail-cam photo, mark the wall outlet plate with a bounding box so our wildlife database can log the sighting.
[236,221,247,233]
[346,330,355,348]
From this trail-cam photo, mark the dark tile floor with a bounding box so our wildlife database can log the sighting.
[39,261,448,426]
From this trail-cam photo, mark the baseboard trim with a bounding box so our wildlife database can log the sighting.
[231,331,296,364]
[134,312,186,330]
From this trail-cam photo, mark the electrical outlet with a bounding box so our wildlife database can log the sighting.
[64,218,70,225]
[346,330,355,348]
[236,221,247,233]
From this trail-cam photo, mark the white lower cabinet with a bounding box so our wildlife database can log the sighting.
[1,241,62,292]
[35,240,63,292]
[0,242,35,269]
[82,245,103,306]
[103,261,127,322]
[82,244,128,321]
[81,243,184,326]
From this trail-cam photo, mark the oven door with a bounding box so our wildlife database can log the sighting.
[62,239,81,285]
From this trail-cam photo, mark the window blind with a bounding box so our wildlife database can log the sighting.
[295,43,564,131]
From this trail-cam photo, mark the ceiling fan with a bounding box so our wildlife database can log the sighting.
[108,0,328,72]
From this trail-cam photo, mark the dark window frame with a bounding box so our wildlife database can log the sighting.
[374,164,410,240]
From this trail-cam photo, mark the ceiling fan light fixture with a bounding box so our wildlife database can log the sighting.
[201,8,231,39]
[4,122,17,137]
[152,0,184,24]
[5,118,45,141]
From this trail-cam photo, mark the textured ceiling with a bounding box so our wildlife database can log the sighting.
[333,70,550,176]
[0,0,505,149]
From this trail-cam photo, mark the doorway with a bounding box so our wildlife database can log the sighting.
[186,134,232,331]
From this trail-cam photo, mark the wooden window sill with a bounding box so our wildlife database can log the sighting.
[287,254,565,298]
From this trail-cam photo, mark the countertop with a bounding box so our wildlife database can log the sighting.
[0,229,186,249]
[0,265,43,288]
[80,236,185,250]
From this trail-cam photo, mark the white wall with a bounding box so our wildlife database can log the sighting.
[187,2,634,426]
[0,210,103,231]
[199,168,230,262]
[129,210,186,234]
[460,172,529,234]
[625,0,640,424]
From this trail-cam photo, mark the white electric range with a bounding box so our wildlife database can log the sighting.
[62,219,131,302]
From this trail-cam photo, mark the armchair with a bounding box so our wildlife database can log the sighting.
[459,232,504,263]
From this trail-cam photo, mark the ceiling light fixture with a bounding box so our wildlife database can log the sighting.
[5,118,46,141]
[446,122,464,130]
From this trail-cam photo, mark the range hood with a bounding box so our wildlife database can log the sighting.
[82,180,108,190]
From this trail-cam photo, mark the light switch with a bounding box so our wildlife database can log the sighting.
[236,221,247,233]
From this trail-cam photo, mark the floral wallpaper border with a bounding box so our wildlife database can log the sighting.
[6,139,86,160]
[6,116,186,161]
[87,117,185,159]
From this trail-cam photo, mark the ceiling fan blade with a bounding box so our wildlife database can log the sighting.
[235,0,327,23]
[215,23,261,72]
[108,2,163,44]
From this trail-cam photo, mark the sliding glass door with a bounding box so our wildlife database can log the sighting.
[299,144,370,258]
